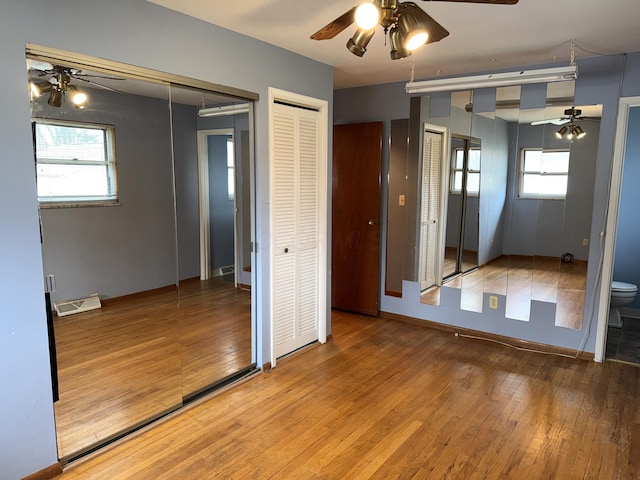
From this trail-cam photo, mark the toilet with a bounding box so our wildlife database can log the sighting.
[609,281,638,328]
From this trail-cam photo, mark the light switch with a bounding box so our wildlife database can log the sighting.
[399,194,405,206]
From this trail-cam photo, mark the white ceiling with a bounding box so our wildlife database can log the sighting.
[147,0,640,89]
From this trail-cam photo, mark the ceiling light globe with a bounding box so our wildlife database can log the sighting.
[406,31,428,51]
[355,3,379,31]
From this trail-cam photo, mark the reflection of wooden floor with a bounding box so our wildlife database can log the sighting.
[56,310,640,479]
[422,256,587,329]
[54,277,251,459]
[179,277,252,396]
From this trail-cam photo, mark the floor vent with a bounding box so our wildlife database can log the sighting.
[213,265,235,277]
[54,294,101,317]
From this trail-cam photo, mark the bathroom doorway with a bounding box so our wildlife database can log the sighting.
[596,98,640,364]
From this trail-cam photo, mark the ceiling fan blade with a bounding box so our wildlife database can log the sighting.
[402,3,450,44]
[531,118,570,126]
[422,0,518,4]
[71,75,128,94]
[311,7,356,40]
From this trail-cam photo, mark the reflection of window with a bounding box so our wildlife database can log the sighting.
[35,119,117,206]
[519,148,570,198]
[227,137,234,201]
[450,147,480,195]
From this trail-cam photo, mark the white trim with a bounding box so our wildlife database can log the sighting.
[268,87,328,368]
[197,128,234,281]
[594,96,640,362]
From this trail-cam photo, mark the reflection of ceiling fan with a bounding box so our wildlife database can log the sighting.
[311,0,519,60]
[28,60,125,109]
[532,108,594,140]
[531,108,588,126]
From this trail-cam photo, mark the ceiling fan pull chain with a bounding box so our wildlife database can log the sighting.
[410,61,416,83]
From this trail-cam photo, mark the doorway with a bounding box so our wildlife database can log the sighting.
[198,129,238,284]
[596,97,640,362]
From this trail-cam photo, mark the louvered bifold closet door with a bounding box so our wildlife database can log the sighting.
[272,103,320,359]
[418,131,442,291]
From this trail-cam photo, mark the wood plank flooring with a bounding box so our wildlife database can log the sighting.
[55,310,639,479]
[422,255,587,329]
[53,276,251,459]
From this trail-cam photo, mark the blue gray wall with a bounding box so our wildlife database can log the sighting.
[37,88,178,304]
[208,134,235,270]
[614,106,640,308]
[0,0,332,477]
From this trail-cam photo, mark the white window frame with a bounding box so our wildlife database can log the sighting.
[518,147,570,199]
[34,118,118,207]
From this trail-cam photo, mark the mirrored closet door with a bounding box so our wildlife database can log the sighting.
[28,49,256,462]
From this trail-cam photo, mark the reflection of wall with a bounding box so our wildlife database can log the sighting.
[38,88,178,303]
[386,119,409,295]
[172,103,199,281]
[208,135,235,270]
[504,120,599,260]
[614,106,640,308]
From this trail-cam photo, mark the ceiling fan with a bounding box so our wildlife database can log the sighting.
[531,108,595,140]
[311,0,519,60]
[28,60,125,109]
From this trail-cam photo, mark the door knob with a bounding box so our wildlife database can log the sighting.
[368,220,377,226]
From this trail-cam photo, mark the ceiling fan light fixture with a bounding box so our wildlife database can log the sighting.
[47,88,63,108]
[574,125,586,139]
[30,80,52,97]
[347,28,375,57]
[556,125,569,139]
[354,2,380,31]
[67,85,88,109]
[397,11,429,51]
[389,26,411,60]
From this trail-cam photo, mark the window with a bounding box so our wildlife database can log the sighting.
[227,137,235,201]
[519,148,570,198]
[450,147,480,195]
[34,119,117,206]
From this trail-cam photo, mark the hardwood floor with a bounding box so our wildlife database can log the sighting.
[56,310,639,479]
[422,255,587,329]
[53,276,251,460]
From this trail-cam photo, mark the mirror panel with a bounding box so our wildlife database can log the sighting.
[406,77,598,329]
[31,65,183,458]
[170,84,254,398]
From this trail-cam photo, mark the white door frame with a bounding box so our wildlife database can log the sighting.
[268,87,328,368]
[197,128,236,281]
[594,96,640,362]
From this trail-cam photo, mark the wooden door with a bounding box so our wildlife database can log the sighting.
[332,122,382,315]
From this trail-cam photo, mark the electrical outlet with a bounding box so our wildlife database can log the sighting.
[399,194,405,206]
[582,238,589,246]
[489,296,498,309]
